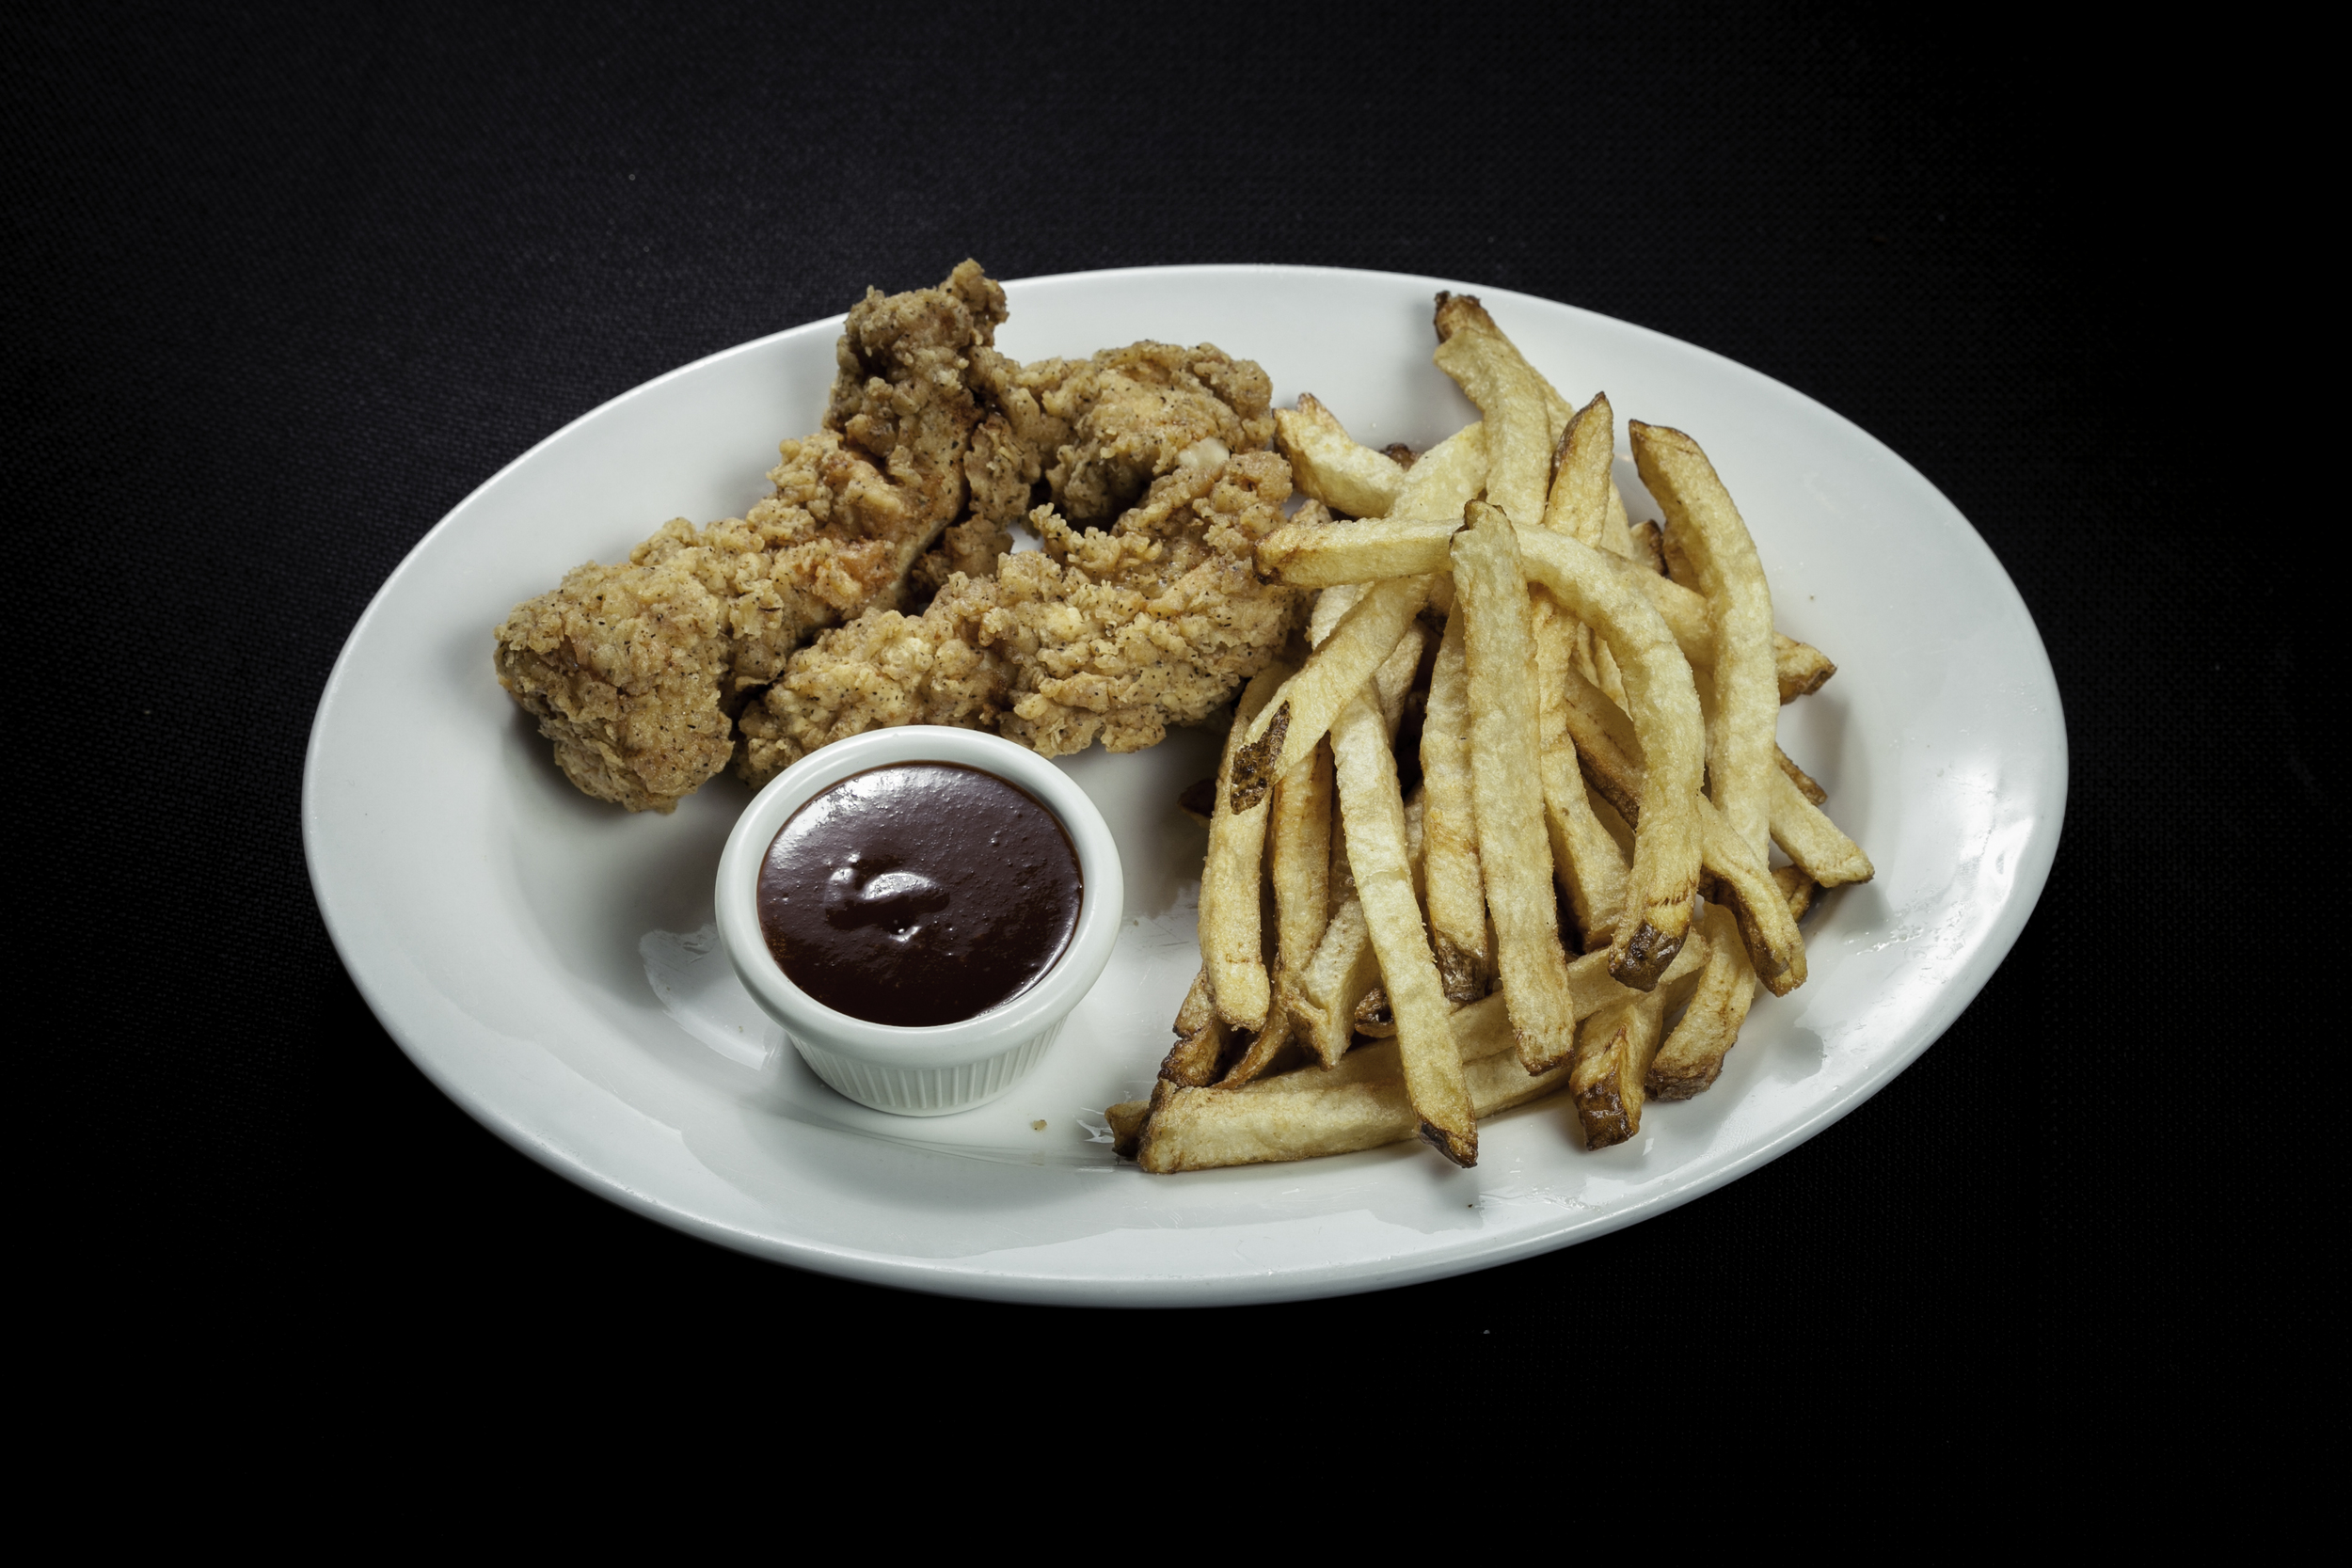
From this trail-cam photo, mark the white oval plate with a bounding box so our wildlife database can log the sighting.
[304,265,2064,1305]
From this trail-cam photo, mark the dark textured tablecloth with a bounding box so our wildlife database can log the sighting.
[14,5,2309,1423]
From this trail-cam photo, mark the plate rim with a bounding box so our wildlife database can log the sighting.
[303,262,2068,1305]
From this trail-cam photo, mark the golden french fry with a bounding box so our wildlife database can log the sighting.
[1135,998,1565,1172]
[1551,655,1644,825]
[1433,296,1551,527]
[1773,864,1820,922]
[1543,392,1615,546]
[1244,992,1515,1093]
[1695,792,1806,995]
[1773,638,1836,700]
[1219,1000,1297,1086]
[1289,744,1425,1066]
[1278,407,1486,524]
[1419,602,1489,1002]
[1200,662,1291,1030]
[1293,895,1378,1068]
[1231,577,1428,811]
[1659,515,1699,589]
[1134,907,1730,1171]
[1656,520,1828,725]
[1275,393,1408,518]
[1533,588,1629,950]
[1267,526,1835,711]
[1769,768,1873,886]
[1626,519,1667,575]
[1105,1099,1152,1159]
[1270,739,1335,976]
[1391,419,1488,519]
[1329,687,1476,1164]
[1645,904,1756,1101]
[1631,422,1777,862]
[1161,968,1228,1085]
[1570,990,1666,1149]
[1777,745,1827,804]
[1351,987,1397,1038]
[1159,1013,1231,1086]
[1646,860,1820,1102]
[1581,546,1835,705]
[1566,932,1712,1147]
[1172,965,1215,1037]
[1375,622,1428,739]
[1259,516,1456,587]
[1512,527,1706,990]
[1452,505,1581,1069]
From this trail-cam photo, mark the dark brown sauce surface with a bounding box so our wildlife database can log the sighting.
[756,763,1082,1027]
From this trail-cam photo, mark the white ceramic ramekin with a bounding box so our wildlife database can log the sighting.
[715,726,1123,1117]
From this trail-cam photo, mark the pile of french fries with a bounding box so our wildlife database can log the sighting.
[1107,295,1872,1173]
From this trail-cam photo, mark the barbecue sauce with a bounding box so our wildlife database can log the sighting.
[755,763,1082,1027]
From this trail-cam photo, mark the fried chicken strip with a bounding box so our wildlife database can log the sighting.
[494,261,1007,812]
[738,343,1303,782]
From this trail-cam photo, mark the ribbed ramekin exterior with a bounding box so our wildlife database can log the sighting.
[787,1020,1066,1116]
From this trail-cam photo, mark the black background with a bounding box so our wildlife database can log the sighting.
[11,5,2312,1430]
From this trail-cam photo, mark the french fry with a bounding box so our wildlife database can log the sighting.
[1566,923,1708,1018]
[1173,965,1215,1037]
[1551,654,1645,825]
[1543,392,1616,546]
[1351,988,1396,1037]
[1293,896,1378,1068]
[1419,602,1490,1001]
[1769,768,1873,887]
[1547,652,1811,994]
[1391,419,1487,519]
[1270,739,1335,976]
[1105,1099,1152,1159]
[1452,505,1581,1069]
[1159,967,1230,1086]
[1569,989,1667,1149]
[1695,792,1806,995]
[1291,770,1423,1063]
[1627,519,1667,575]
[1272,528,1835,705]
[1631,422,1777,863]
[1434,295,1552,527]
[1230,577,1428,811]
[1275,393,1408,518]
[1645,862,1820,1101]
[1200,663,1291,1030]
[1607,548,1836,705]
[1773,637,1836,700]
[1512,526,1707,990]
[1375,622,1428,738]
[1329,687,1476,1164]
[1219,999,1296,1085]
[1567,928,1714,1146]
[1773,863,1820,922]
[1143,926,1723,1165]
[1777,745,1828,804]
[1655,518,1829,722]
[1159,1013,1231,1086]
[1259,516,1456,587]
[1533,588,1629,951]
[1134,997,1566,1172]
[1644,904,1756,1101]
[1245,992,1516,1091]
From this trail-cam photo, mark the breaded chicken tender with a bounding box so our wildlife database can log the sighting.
[495,261,1007,812]
[737,342,1304,784]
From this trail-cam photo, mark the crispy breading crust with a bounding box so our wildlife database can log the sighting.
[738,450,1303,781]
[499,264,1298,810]
[494,261,1007,811]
